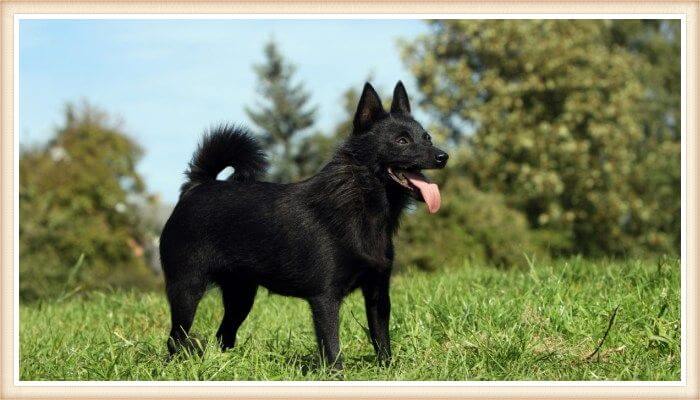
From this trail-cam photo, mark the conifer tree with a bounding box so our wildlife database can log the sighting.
[245,41,317,182]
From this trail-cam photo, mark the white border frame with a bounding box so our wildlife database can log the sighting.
[12,12,688,388]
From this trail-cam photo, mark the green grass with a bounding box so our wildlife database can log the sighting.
[20,257,680,381]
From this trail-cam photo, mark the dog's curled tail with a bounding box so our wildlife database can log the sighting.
[180,125,267,198]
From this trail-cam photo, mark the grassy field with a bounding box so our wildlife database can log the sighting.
[20,257,680,381]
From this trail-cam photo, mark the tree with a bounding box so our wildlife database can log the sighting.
[401,20,680,256]
[294,86,361,177]
[19,102,159,300]
[605,20,680,141]
[245,40,317,182]
[605,20,681,251]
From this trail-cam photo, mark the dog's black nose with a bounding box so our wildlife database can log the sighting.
[435,152,449,165]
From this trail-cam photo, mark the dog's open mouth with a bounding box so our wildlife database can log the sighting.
[387,167,441,214]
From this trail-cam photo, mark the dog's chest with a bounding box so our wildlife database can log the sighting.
[335,268,372,297]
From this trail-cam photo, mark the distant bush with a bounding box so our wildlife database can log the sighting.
[395,165,548,270]
[19,102,160,301]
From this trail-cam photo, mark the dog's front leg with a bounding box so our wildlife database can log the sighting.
[362,272,392,366]
[309,296,343,370]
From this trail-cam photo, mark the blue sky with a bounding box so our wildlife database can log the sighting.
[19,19,430,203]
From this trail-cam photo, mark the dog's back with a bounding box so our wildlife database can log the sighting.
[161,152,338,298]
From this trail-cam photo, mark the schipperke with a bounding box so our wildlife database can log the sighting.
[160,82,448,369]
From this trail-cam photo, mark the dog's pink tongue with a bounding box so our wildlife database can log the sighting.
[403,171,441,214]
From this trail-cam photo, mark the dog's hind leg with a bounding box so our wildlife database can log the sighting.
[166,277,207,356]
[216,280,258,351]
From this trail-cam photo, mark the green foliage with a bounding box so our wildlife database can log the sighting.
[401,20,680,256]
[604,20,682,253]
[396,161,547,270]
[605,20,680,140]
[19,102,160,301]
[245,40,318,182]
[295,86,362,177]
[20,258,680,380]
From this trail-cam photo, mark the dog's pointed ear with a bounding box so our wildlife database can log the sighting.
[390,81,411,115]
[353,82,386,134]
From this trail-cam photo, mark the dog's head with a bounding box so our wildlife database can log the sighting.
[345,81,449,213]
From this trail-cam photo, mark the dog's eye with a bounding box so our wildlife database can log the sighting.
[423,133,432,142]
[395,136,409,145]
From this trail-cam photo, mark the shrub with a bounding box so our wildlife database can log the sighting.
[19,102,160,301]
[395,166,547,270]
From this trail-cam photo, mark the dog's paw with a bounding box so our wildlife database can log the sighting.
[378,355,392,368]
[167,335,207,359]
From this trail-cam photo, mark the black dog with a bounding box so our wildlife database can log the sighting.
[160,82,448,368]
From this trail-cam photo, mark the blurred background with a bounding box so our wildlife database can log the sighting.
[19,19,681,302]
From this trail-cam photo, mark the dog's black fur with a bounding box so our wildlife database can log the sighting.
[160,82,448,368]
